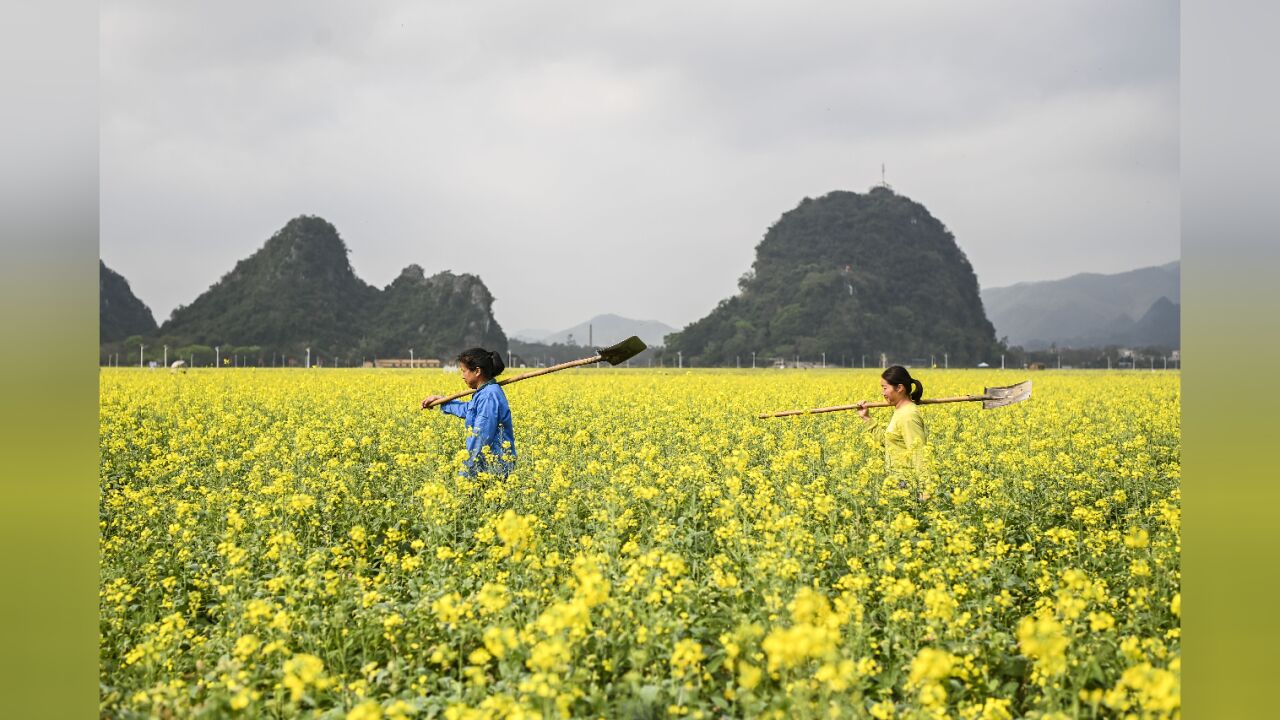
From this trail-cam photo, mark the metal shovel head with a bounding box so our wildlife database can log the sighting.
[983,380,1032,409]
[597,335,647,365]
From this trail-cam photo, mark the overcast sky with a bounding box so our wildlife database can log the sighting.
[100,1,1179,334]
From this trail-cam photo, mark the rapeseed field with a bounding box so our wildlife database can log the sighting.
[99,368,1179,719]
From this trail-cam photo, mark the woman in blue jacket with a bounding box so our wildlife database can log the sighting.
[421,348,517,476]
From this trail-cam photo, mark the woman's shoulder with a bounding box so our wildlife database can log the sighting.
[896,403,924,420]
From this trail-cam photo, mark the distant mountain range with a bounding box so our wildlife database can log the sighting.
[100,216,507,362]
[514,314,676,349]
[981,261,1180,350]
[101,213,1179,364]
[510,328,554,343]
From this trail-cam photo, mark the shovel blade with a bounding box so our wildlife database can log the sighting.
[983,380,1032,409]
[597,336,647,365]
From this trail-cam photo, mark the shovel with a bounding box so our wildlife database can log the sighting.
[422,336,648,409]
[757,380,1032,419]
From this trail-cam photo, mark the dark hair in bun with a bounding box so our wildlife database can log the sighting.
[457,347,505,379]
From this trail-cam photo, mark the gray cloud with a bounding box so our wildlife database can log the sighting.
[101,0,1178,333]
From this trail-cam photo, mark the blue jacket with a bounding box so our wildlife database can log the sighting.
[439,380,516,475]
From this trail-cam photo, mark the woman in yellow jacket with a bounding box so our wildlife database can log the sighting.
[855,365,929,476]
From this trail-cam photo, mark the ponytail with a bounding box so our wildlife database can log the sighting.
[457,347,506,379]
[882,365,924,404]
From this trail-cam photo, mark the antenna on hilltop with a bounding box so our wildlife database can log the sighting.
[879,162,894,192]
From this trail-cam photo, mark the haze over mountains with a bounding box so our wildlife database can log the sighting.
[514,315,677,349]
[981,261,1180,350]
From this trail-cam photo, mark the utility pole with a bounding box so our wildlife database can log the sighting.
[944,353,948,369]
[821,352,826,368]
[306,347,311,369]
[410,348,414,368]
[163,345,167,367]
[751,351,756,369]
[139,344,145,368]
[1001,354,1005,370]
[677,350,683,369]
[216,346,220,367]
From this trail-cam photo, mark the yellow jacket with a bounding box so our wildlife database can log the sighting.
[865,402,928,473]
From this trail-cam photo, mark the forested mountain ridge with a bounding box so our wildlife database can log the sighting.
[666,187,999,365]
[106,215,507,362]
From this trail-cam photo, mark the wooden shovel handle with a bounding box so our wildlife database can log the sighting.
[422,354,603,408]
[757,394,991,419]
